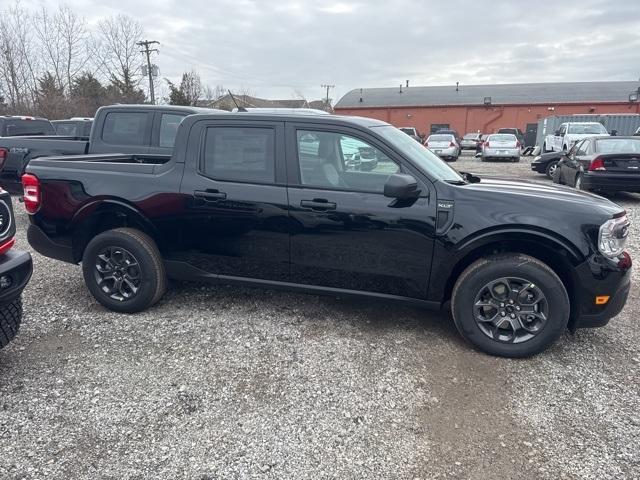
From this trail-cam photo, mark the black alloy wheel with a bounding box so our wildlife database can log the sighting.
[93,246,141,302]
[473,277,548,344]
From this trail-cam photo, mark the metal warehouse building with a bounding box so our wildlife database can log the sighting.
[334,81,640,146]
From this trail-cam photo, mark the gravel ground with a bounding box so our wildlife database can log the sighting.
[1,151,638,479]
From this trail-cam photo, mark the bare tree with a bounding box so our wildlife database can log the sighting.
[94,14,145,101]
[0,2,39,112]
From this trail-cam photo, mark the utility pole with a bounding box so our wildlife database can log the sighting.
[137,40,160,104]
[321,84,335,108]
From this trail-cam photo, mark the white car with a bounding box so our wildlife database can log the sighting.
[425,134,460,161]
[543,122,608,152]
[480,133,521,162]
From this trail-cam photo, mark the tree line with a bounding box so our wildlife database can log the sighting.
[0,2,155,119]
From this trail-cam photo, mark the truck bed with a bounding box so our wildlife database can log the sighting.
[28,153,173,175]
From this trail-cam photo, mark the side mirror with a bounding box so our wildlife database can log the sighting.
[384,173,420,200]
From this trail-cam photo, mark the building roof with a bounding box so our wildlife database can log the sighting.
[335,81,640,109]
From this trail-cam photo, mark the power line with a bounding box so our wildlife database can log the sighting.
[137,40,159,104]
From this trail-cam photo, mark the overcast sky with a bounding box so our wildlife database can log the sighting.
[23,0,640,103]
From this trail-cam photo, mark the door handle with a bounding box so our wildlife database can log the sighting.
[194,189,227,201]
[300,199,336,211]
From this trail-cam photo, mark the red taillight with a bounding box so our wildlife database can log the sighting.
[516,141,521,148]
[0,238,15,255]
[450,141,455,147]
[21,173,40,214]
[0,148,7,170]
[588,157,606,171]
[484,141,490,149]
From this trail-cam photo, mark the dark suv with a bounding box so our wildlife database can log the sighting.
[23,113,632,358]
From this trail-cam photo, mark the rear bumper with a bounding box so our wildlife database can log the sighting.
[482,149,520,157]
[582,173,640,192]
[0,249,33,304]
[27,224,76,264]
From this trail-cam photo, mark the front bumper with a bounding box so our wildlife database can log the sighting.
[572,252,632,329]
[530,161,546,173]
[0,249,33,304]
[582,173,640,192]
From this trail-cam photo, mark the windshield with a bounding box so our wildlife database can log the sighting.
[568,123,607,134]
[373,126,464,182]
[595,138,640,153]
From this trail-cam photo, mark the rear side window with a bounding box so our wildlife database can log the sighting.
[159,113,186,147]
[54,122,77,136]
[202,127,275,183]
[102,112,148,146]
[5,120,55,136]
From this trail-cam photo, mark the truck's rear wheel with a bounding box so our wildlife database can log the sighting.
[0,298,22,349]
[82,228,166,313]
[451,254,569,357]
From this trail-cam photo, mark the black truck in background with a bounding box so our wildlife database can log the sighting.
[22,112,632,358]
[0,105,219,192]
[0,116,55,137]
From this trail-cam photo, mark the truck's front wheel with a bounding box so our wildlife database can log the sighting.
[82,228,166,313]
[451,254,569,357]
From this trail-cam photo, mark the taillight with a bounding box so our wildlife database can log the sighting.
[0,238,15,255]
[484,141,490,149]
[516,141,521,148]
[588,157,606,171]
[21,173,40,214]
[0,148,7,170]
[450,142,455,147]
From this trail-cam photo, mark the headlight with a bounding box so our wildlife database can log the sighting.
[598,214,630,257]
[533,155,541,162]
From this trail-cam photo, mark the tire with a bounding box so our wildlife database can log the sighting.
[451,254,569,358]
[0,298,22,349]
[575,173,587,191]
[545,161,558,179]
[82,228,166,313]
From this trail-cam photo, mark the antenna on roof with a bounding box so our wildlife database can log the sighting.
[406,80,409,88]
[228,90,247,112]
[399,84,403,93]
[456,81,459,92]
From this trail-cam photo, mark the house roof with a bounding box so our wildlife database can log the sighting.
[334,81,640,109]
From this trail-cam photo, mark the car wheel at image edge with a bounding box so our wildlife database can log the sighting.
[0,298,22,349]
[545,161,558,179]
[82,228,166,313]
[451,254,569,357]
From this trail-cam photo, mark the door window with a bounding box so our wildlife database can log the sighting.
[576,140,590,156]
[202,127,275,183]
[102,112,148,146]
[296,130,399,193]
[159,113,187,147]
[558,124,567,135]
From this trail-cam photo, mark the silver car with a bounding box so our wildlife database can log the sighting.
[460,132,481,150]
[425,134,460,161]
[480,133,521,162]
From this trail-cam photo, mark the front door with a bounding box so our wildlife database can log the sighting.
[178,120,290,281]
[286,124,436,299]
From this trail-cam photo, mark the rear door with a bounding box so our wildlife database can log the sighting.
[285,122,436,299]
[178,119,290,281]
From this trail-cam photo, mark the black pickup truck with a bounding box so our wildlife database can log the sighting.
[0,104,218,192]
[22,113,631,357]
